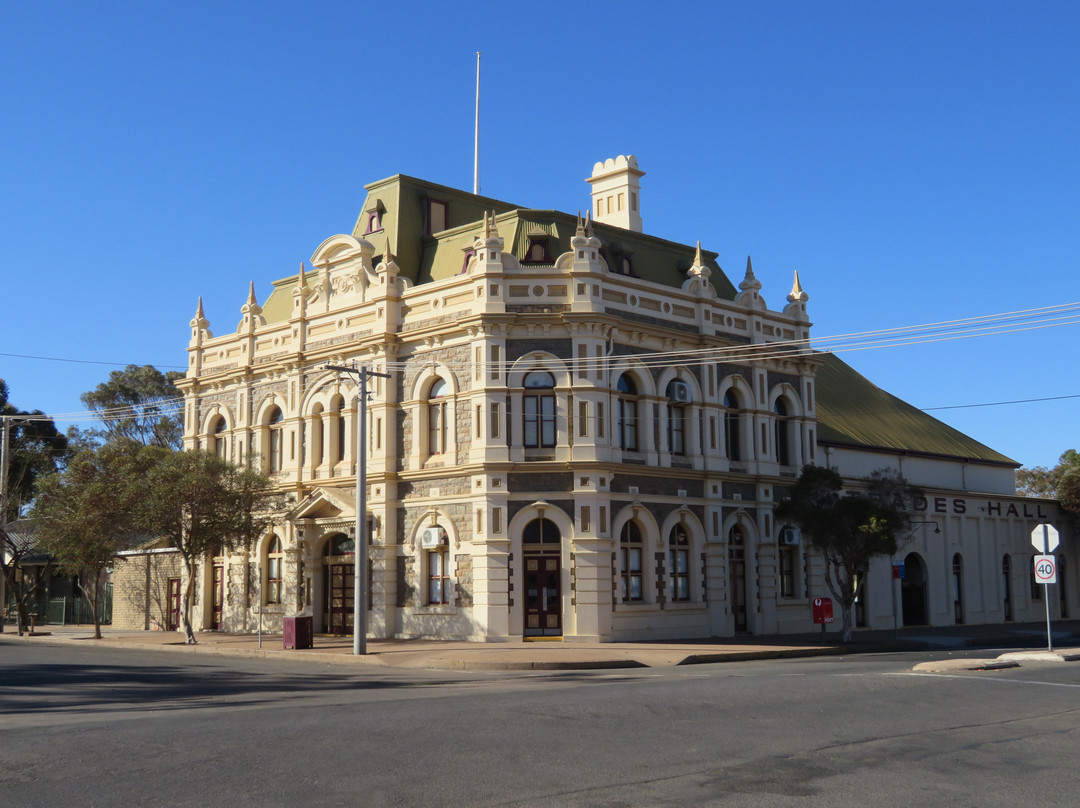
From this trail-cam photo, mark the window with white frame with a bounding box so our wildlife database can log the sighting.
[425,526,451,605]
[617,374,639,451]
[723,389,742,462]
[265,535,283,605]
[523,371,556,448]
[666,380,687,455]
[267,407,284,473]
[428,379,449,455]
[211,416,227,460]
[774,397,791,466]
[669,525,690,602]
[620,520,644,602]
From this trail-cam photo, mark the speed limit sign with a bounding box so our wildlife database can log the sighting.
[1034,555,1057,584]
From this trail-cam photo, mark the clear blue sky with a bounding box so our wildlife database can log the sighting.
[2,1,1078,471]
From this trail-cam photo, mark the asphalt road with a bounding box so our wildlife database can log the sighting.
[2,640,1078,807]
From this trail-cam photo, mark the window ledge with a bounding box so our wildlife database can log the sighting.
[613,603,659,614]
[662,602,705,611]
[407,605,458,616]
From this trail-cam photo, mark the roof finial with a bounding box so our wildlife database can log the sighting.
[196,296,205,319]
[584,209,594,238]
[694,240,703,267]
[247,281,258,307]
[788,270,809,303]
[483,211,491,239]
[297,261,306,287]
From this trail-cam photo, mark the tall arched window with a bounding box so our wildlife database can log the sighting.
[774,398,791,466]
[428,379,448,455]
[267,407,284,473]
[1002,554,1013,621]
[952,553,964,624]
[724,390,742,462]
[265,536,283,605]
[424,525,450,605]
[523,371,556,448]
[333,396,346,465]
[666,380,687,456]
[669,525,690,601]
[617,374,639,451]
[620,520,644,602]
[211,416,227,460]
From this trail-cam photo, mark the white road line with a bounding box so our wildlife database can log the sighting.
[888,672,1080,688]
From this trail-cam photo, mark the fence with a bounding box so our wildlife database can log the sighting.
[27,586,114,626]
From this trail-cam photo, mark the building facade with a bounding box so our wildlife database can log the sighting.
[113,156,1076,640]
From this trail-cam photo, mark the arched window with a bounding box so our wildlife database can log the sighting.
[669,525,690,602]
[428,379,448,455]
[523,371,556,448]
[265,536,283,605]
[211,416,227,460]
[666,380,687,456]
[774,398,791,466]
[522,518,561,543]
[617,374,639,451]
[424,525,451,605]
[1002,554,1013,621]
[724,390,742,462]
[952,553,964,624]
[620,520,644,602]
[778,525,799,598]
[333,396,346,464]
[267,407,284,473]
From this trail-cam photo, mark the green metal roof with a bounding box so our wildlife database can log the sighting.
[815,352,1017,466]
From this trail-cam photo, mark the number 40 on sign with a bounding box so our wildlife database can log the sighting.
[1034,555,1057,585]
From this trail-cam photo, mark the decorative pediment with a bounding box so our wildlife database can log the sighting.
[289,486,355,521]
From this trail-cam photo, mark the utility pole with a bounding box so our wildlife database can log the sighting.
[325,364,391,655]
[0,415,9,631]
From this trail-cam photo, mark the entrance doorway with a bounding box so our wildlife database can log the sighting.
[323,534,355,636]
[167,577,181,631]
[211,559,225,630]
[522,518,561,637]
[901,552,928,626]
[728,525,748,633]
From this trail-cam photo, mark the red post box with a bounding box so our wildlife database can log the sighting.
[812,597,834,625]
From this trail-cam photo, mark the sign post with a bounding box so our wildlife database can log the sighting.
[1031,524,1059,652]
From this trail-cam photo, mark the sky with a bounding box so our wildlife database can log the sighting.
[2,1,1078,471]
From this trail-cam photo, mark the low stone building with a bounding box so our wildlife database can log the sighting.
[112,156,1075,640]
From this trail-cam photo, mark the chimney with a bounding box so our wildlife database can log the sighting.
[587,155,644,232]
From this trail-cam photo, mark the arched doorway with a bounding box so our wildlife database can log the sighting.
[523,517,561,637]
[952,553,964,624]
[1060,555,1069,618]
[901,552,928,626]
[728,525,749,633]
[323,534,355,636]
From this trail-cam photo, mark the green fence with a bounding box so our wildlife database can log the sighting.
[42,586,113,626]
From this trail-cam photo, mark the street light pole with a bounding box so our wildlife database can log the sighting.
[325,364,390,655]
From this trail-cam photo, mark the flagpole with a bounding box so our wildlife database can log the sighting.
[474,51,481,195]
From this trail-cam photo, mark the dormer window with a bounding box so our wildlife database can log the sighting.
[460,249,476,274]
[427,199,448,234]
[364,210,382,234]
[523,236,552,264]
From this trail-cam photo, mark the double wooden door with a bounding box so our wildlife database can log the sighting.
[524,549,561,637]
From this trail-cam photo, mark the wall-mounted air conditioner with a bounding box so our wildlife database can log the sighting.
[420,527,443,548]
[779,528,800,546]
[670,381,691,403]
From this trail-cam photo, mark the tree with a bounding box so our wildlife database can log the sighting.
[80,364,184,450]
[1017,450,1080,514]
[136,447,287,644]
[776,465,916,643]
[32,441,151,639]
[1,380,68,634]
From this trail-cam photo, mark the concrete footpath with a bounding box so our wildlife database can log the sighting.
[3,620,1080,671]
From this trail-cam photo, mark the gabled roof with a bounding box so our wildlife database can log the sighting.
[815,352,1017,467]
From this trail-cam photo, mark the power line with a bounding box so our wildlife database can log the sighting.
[13,301,1080,424]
